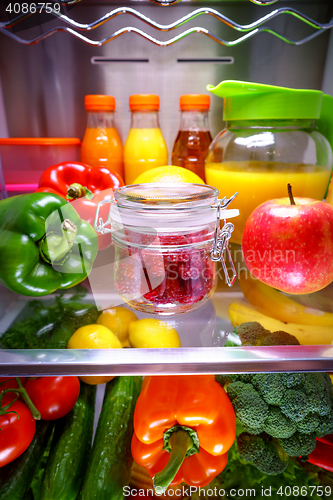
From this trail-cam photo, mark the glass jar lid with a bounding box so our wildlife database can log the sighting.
[109,183,239,230]
[114,183,219,209]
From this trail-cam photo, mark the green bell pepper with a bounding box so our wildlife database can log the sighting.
[0,193,98,296]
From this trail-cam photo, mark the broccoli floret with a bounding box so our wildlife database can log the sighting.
[315,411,333,438]
[264,406,297,439]
[215,374,241,387]
[235,322,270,346]
[302,373,332,416]
[281,373,306,389]
[235,322,300,347]
[296,412,321,434]
[252,373,286,406]
[237,432,289,475]
[215,373,256,388]
[280,390,310,422]
[224,371,333,445]
[237,374,255,384]
[226,382,269,434]
[260,331,300,346]
[278,431,317,458]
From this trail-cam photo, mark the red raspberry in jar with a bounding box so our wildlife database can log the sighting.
[141,232,216,309]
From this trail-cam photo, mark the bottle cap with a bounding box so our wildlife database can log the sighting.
[84,95,116,111]
[129,95,160,111]
[207,80,323,121]
[180,94,210,111]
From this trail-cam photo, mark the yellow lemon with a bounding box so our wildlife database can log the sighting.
[129,318,181,348]
[133,165,204,185]
[97,307,138,347]
[67,324,122,385]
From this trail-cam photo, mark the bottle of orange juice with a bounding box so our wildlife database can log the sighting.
[81,95,123,178]
[124,95,168,184]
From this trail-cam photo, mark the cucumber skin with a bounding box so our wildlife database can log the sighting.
[0,420,53,500]
[40,382,97,500]
[79,376,142,500]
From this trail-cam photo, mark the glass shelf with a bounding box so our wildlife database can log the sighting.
[1,283,333,376]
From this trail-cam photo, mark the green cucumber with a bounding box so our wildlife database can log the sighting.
[45,303,98,348]
[0,420,54,500]
[40,382,96,500]
[79,376,142,500]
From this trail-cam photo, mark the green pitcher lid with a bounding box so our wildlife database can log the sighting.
[207,80,324,121]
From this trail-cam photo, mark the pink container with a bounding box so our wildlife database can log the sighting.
[0,138,81,193]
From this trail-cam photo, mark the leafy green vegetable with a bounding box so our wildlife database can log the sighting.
[0,286,94,349]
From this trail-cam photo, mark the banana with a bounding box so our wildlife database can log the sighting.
[239,271,333,327]
[228,300,333,345]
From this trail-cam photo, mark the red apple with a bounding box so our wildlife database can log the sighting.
[242,185,333,294]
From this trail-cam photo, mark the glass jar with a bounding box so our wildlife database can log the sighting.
[205,81,333,245]
[81,94,124,179]
[124,95,168,184]
[171,94,212,182]
[95,184,239,315]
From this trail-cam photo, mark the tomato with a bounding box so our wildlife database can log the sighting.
[0,377,26,405]
[0,377,27,389]
[25,376,80,420]
[0,400,36,467]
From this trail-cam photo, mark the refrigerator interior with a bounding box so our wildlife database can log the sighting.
[0,0,332,373]
[0,2,333,497]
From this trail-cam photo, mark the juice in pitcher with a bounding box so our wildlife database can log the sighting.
[205,81,333,244]
[124,95,168,184]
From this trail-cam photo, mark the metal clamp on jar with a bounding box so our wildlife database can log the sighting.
[95,183,239,315]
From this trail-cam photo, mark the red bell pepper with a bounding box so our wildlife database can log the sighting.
[36,162,124,250]
[131,375,236,492]
[308,438,333,473]
[317,434,333,447]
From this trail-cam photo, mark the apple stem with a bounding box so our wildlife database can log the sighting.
[288,183,296,205]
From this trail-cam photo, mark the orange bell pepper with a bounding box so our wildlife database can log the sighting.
[131,375,236,492]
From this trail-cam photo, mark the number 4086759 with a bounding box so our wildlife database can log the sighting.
[277,485,332,497]
[6,3,61,14]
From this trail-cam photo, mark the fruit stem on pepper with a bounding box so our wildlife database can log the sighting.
[39,219,78,265]
[287,183,296,205]
[153,429,195,493]
[0,378,41,420]
[67,183,93,200]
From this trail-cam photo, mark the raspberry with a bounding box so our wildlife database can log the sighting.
[116,229,215,311]
[178,263,201,280]
[141,250,165,277]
